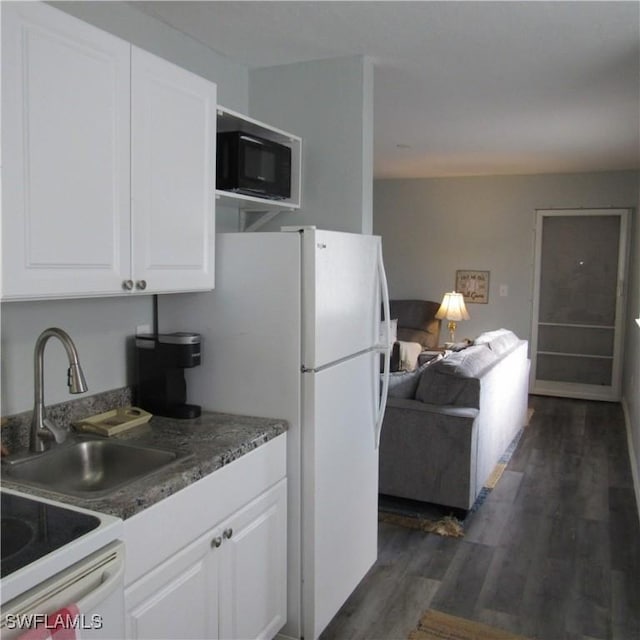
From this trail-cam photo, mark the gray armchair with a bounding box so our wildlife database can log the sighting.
[387,300,442,371]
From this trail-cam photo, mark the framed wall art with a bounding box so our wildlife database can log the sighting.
[456,270,490,304]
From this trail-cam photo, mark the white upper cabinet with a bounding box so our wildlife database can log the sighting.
[131,47,216,295]
[1,3,217,301]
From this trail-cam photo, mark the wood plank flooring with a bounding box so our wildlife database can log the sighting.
[320,396,640,640]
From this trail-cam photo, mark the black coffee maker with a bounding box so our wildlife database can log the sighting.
[135,332,201,419]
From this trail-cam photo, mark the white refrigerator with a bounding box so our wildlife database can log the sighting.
[159,227,391,640]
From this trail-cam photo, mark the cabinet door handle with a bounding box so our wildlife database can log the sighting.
[211,536,222,548]
[122,280,134,291]
[223,528,233,540]
[135,280,147,290]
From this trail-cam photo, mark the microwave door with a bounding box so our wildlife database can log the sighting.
[242,136,275,194]
[217,131,292,199]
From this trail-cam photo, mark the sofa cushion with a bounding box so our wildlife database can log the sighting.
[387,354,443,399]
[436,344,498,377]
[414,345,498,408]
[474,329,519,356]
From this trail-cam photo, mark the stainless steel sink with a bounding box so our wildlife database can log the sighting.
[2,438,183,498]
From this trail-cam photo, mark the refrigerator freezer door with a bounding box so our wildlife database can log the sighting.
[302,351,379,639]
[302,230,382,369]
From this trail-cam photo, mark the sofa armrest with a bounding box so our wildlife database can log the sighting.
[379,400,480,509]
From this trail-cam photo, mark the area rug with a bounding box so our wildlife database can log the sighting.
[408,609,529,640]
[379,409,534,538]
[378,511,466,537]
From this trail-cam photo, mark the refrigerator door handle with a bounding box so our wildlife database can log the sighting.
[374,242,391,449]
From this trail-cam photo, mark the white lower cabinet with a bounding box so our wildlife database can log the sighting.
[124,436,287,640]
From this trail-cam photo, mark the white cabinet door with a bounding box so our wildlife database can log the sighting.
[219,479,287,640]
[131,47,217,294]
[2,2,131,300]
[125,530,220,640]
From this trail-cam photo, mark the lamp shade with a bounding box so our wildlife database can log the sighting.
[435,291,470,321]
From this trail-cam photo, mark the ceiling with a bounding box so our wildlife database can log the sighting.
[132,1,640,179]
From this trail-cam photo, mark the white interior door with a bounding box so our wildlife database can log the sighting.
[301,230,382,369]
[531,208,630,401]
[302,350,379,639]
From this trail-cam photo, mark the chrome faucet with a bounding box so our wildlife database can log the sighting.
[30,328,88,453]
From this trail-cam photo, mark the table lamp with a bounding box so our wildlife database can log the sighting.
[435,291,470,343]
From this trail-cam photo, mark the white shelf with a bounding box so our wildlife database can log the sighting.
[216,106,302,217]
[215,190,298,211]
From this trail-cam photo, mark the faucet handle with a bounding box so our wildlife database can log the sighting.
[42,418,68,444]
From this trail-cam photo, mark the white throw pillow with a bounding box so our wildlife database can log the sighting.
[398,340,423,371]
[379,318,398,345]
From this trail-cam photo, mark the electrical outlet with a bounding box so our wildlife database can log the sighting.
[499,284,509,297]
[136,324,151,336]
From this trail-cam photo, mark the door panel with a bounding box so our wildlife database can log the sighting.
[131,47,216,293]
[302,351,379,639]
[531,209,629,400]
[126,534,218,640]
[2,2,130,299]
[302,230,381,368]
[220,480,287,640]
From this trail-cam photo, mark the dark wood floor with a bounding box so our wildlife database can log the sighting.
[320,396,640,640]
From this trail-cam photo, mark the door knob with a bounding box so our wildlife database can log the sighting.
[122,280,134,291]
[211,536,222,548]
[135,280,147,290]
[223,528,233,539]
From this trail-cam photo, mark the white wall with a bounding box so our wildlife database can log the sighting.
[1,2,249,416]
[1,297,151,415]
[374,171,639,341]
[248,56,374,234]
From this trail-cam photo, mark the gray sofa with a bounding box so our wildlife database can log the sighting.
[379,329,530,511]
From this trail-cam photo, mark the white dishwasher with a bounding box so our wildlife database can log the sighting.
[0,489,125,639]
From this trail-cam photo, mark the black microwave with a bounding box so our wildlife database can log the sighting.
[217,131,291,200]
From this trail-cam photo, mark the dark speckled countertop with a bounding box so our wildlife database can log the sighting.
[1,410,287,520]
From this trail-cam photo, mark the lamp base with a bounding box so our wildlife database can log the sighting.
[447,321,457,343]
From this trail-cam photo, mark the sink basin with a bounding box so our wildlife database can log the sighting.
[3,438,183,498]
[1,517,34,559]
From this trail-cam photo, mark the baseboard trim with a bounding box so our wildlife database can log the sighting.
[621,397,640,528]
